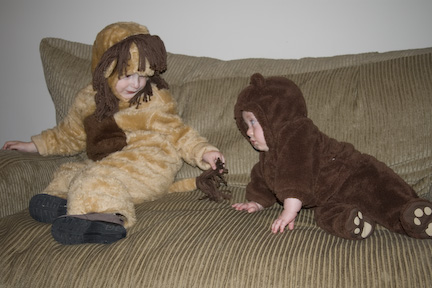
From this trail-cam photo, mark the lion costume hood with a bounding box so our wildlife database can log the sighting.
[85,22,169,161]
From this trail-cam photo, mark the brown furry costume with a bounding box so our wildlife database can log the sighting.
[234,73,432,240]
[30,22,222,243]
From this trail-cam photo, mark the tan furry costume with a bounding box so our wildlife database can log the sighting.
[31,22,219,229]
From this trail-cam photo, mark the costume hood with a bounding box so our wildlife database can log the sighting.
[234,73,308,150]
[91,22,150,73]
[84,22,169,160]
[91,22,168,120]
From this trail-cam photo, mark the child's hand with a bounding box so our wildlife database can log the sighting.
[202,151,225,170]
[232,201,264,213]
[2,141,38,153]
[271,198,302,233]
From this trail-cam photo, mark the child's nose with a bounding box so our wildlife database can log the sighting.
[246,128,253,137]
[130,74,140,88]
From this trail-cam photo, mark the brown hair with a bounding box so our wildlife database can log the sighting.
[92,34,169,121]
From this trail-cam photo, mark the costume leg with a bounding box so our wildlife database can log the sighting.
[315,203,375,240]
[29,161,87,223]
[65,162,137,228]
[50,160,135,244]
[42,161,88,198]
[51,140,181,244]
[325,156,425,238]
[400,198,432,239]
[65,143,181,229]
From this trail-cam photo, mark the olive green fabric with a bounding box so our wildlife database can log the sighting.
[0,151,83,218]
[1,187,431,288]
[0,37,431,287]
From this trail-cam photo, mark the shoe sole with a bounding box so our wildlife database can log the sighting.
[29,194,67,223]
[51,216,126,245]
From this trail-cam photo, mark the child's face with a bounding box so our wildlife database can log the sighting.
[115,73,148,101]
[242,111,269,152]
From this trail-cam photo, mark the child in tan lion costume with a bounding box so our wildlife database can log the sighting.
[3,22,225,244]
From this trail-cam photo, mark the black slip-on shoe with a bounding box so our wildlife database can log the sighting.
[29,194,67,223]
[51,213,126,245]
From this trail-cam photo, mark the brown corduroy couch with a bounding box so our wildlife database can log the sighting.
[1,37,431,288]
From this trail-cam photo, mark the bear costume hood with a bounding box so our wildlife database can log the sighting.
[234,73,308,150]
[233,72,361,208]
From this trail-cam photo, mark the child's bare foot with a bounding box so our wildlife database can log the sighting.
[346,210,375,239]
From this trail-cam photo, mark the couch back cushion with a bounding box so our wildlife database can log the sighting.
[40,37,432,199]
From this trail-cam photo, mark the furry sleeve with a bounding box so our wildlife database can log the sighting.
[174,127,219,170]
[245,161,278,208]
[114,87,219,170]
[31,85,96,156]
[273,119,321,206]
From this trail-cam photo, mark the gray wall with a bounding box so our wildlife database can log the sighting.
[1,0,432,146]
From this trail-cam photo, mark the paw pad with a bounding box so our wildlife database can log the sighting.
[412,207,432,237]
[352,211,373,239]
[413,207,432,226]
[402,202,432,238]
[426,223,432,237]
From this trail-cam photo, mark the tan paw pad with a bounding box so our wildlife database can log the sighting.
[404,202,432,238]
[352,211,372,239]
[426,223,432,237]
[413,207,432,226]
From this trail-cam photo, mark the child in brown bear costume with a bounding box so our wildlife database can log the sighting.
[2,22,225,244]
[232,73,432,240]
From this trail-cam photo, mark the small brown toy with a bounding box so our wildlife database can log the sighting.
[196,158,230,202]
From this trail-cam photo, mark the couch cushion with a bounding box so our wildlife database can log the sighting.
[1,187,431,287]
[0,151,82,217]
[40,38,93,123]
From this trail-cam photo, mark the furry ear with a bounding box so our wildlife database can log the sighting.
[104,59,117,78]
[250,73,266,88]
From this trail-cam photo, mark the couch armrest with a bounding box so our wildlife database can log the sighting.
[0,150,82,218]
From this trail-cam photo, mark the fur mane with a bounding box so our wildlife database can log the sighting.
[92,34,169,121]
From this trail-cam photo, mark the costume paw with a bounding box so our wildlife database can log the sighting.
[51,213,126,245]
[402,201,432,238]
[347,210,374,239]
[29,194,67,223]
